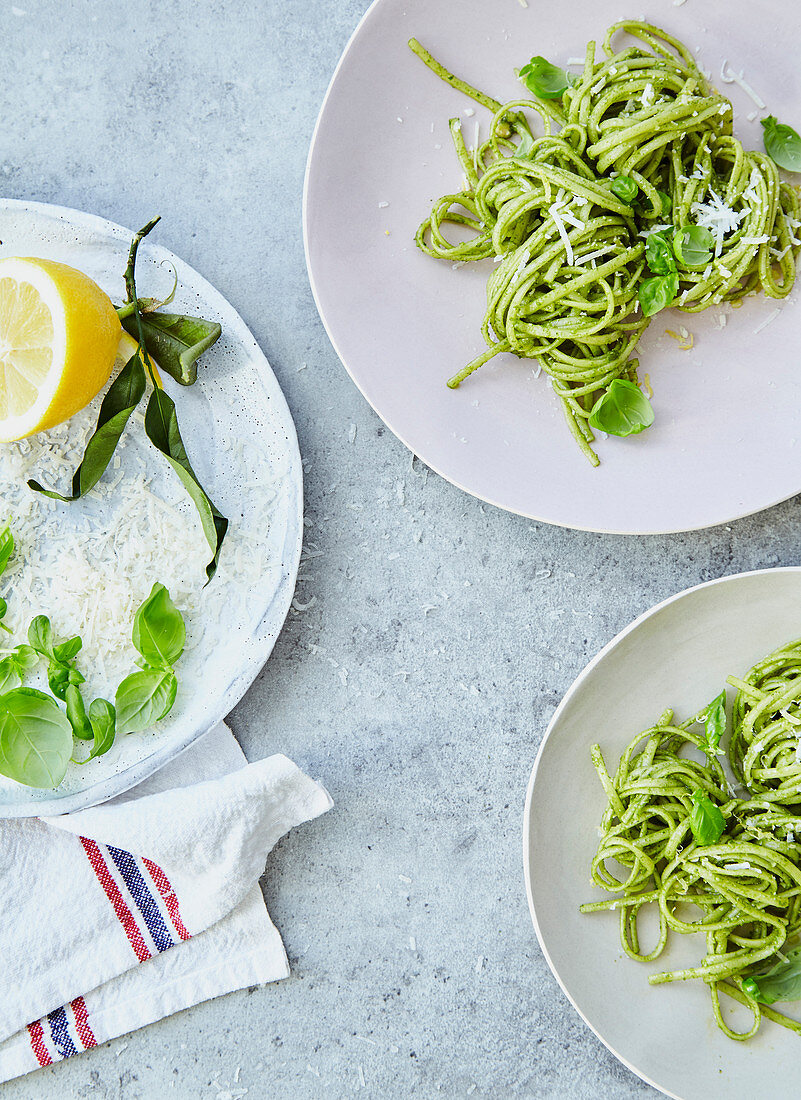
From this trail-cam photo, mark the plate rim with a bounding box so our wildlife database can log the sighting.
[0,197,303,817]
[302,0,800,536]
[521,564,801,1100]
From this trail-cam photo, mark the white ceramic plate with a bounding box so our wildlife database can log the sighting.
[305,0,801,533]
[0,200,302,817]
[524,567,801,1100]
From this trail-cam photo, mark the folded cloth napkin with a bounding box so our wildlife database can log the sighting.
[0,723,332,1084]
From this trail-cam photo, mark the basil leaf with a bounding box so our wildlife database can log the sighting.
[47,663,84,703]
[121,312,221,387]
[689,789,725,846]
[610,175,638,203]
[54,637,82,663]
[519,56,570,100]
[0,525,14,575]
[699,689,726,757]
[115,668,178,734]
[12,646,39,674]
[745,946,801,1005]
[87,698,116,760]
[28,351,146,502]
[512,129,536,161]
[588,379,654,437]
[0,598,10,634]
[66,684,93,741]
[673,225,714,268]
[0,658,22,695]
[639,272,678,317]
[27,616,54,659]
[144,388,228,583]
[645,231,676,276]
[0,687,73,788]
[762,115,801,172]
[656,190,672,217]
[133,582,185,670]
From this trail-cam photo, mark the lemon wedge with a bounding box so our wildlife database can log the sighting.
[0,257,121,442]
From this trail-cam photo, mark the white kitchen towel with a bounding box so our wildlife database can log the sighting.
[0,723,332,1083]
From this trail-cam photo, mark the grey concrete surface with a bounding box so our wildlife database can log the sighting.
[1,0,797,1096]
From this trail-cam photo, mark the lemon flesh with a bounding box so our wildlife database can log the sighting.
[0,257,121,442]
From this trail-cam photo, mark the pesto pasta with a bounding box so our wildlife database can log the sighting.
[410,21,801,465]
[583,637,801,1042]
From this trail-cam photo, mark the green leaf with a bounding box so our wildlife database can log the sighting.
[87,698,116,761]
[699,689,726,758]
[0,525,14,575]
[27,616,54,659]
[0,687,73,788]
[66,684,93,741]
[0,597,10,634]
[588,379,654,437]
[0,658,22,695]
[745,946,801,1005]
[115,668,178,734]
[673,225,714,268]
[645,231,677,276]
[144,387,228,582]
[639,272,679,317]
[656,190,672,217]
[519,56,570,100]
[610,175,638,204]
[512,129,536,161]
[689,788,725,846]
[132,582,186,669]
[54,637,82,663]
[0,646,38,694]
[762,115,801,172]
[28,351,146,502]
[11,646,39,674]
[121,312,221,387]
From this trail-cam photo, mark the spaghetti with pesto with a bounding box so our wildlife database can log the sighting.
[411,21,801,465]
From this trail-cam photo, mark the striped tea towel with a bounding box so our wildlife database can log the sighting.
[0,722,332,1083]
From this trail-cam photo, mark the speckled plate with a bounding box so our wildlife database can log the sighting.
[304,0,801,533]
[524,567,801,1100]
[0,199,302,817]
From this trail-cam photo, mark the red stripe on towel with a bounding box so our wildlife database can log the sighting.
[26,1019,52,1067]
[80,837,151,962]
[71,997,96,1050]
[142,857,191,941]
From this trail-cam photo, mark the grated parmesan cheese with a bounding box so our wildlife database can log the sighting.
[753,308,781,334]
[0,387,274,707]
[719,61,766,110]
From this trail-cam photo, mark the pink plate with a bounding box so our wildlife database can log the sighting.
[304,0,801,533]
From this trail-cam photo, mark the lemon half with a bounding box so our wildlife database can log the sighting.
[0,257,121,442]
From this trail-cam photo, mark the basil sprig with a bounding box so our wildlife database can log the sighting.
[743,946,801,1005]
[698,689,726,760]
[638,230,679,317]
[115,583,185,735]
[0,577,187,786]
[519,56,571,100]
[689,788,726,847]
[588,378,654,437]
[761,115,801,172]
